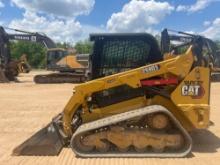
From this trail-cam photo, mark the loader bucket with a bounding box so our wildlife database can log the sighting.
[12,122,65,156]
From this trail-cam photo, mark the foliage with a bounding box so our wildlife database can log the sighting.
[10,41,46,68]
[74,40,93,54]
[9,37,219,69]
[9,40,93,68]
[56,42,73,49]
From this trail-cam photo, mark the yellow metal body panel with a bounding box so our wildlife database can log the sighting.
[171,67,210,129]
[81,96,148,123]
[62,47,195,136]
[151,95,194,131]
[56,55,84,69]
[61,46,210,137]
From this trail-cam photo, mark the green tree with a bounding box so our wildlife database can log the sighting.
[74,40,93,54]
[56,42,73,49]
[10,41,46,68]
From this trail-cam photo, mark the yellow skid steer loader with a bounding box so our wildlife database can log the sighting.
[13,33,211,157]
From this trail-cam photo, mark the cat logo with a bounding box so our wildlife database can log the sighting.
[181,81,204,98]
[182,85,200,96]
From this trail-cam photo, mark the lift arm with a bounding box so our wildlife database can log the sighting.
[62,46,195,136]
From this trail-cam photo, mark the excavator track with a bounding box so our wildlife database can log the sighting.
[71,105,192,157]
[34,72,86,84]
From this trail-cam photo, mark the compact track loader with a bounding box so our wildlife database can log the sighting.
[13,33,211,157]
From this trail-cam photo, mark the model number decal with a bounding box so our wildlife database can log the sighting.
[142,65,160,74]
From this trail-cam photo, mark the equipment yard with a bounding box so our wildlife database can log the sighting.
[0,71,219,165]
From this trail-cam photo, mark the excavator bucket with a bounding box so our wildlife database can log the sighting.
[12,122,65,156]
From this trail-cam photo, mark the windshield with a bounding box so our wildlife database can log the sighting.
[47,50,68,66]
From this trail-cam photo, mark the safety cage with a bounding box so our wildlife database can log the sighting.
[89,33,162,80]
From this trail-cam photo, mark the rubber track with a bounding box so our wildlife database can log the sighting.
[70,105,192,158]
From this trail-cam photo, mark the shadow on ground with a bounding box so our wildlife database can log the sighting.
[191,129,220,153]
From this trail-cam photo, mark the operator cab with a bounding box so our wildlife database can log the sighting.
[89,33,162,80]
[46,48,69,70]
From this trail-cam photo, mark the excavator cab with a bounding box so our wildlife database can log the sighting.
[33,48,88,83]
[46,48,69,71]
[46,48,88,73]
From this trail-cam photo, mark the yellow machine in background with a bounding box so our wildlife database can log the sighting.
[0,54,31,82]
[13,31,211,158]
[0,26,88,83]
[34,48,89,83]
[0,26,32,82]
[15,54,31,74]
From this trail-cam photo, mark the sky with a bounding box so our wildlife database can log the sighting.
[0,0,220,44]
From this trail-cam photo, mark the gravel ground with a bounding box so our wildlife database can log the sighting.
[0,70,220,165]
